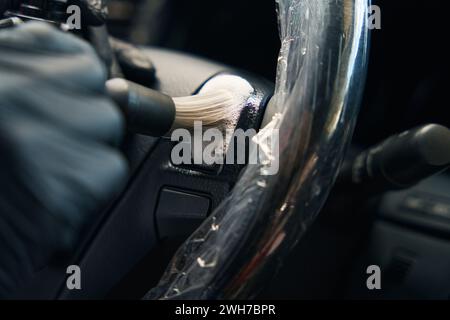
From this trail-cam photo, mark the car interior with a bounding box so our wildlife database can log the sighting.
[3,0,449,300]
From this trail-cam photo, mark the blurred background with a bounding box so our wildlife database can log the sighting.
[106,0,449,149]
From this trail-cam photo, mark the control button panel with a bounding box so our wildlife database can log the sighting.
[155,187,211,238]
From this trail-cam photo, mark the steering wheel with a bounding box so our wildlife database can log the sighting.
[13,0,370,299]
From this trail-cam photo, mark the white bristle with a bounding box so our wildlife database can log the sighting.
[172,89,237,129]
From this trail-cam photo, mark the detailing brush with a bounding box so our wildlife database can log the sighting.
[106,78,239,137]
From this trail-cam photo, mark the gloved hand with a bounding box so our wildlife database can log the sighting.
[0,22,128,298]
[71,0,109,26]
[110,37,156,87]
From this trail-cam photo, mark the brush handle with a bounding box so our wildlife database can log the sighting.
[106,78,175,137]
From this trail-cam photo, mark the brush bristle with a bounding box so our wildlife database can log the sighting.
[172,89,237,129]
